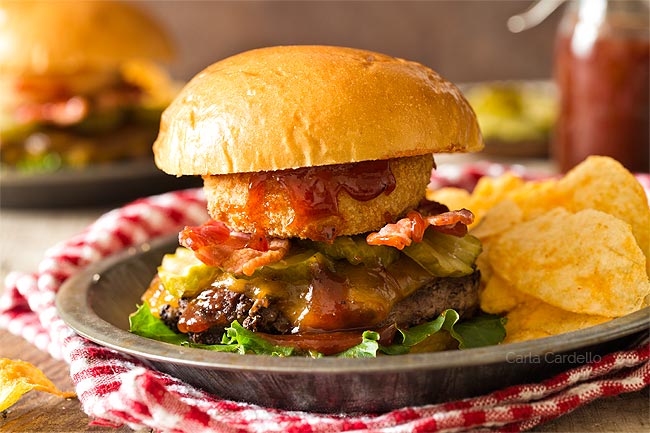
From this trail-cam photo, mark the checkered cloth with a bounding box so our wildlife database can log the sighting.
[1,166,649,433]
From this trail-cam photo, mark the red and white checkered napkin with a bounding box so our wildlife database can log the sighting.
[1,167,650,433]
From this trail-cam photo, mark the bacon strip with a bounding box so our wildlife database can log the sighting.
[366,207,474,250]
[15,96,89,126]
[179,220,289,276]
[14,81,142,126]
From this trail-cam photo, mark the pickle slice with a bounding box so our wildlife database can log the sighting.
[303,236,399,267]
[157,247,221,298]
[256,250,333,281]
[403,231,482,277]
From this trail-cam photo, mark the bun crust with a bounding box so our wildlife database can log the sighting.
[154,45,483,175]
[0,0,173,74]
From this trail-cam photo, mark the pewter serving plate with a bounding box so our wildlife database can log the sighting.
[0,158,200,208]
[56,235,650,413]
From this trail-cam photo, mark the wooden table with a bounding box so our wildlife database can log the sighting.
[1,198,649,433]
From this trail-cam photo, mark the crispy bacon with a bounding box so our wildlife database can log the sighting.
[425,210,473,237]
[13,80,141,126]
[15,96,89,126]
[233,239,290,276]
[366,204,474,250]
[179,220,289,276]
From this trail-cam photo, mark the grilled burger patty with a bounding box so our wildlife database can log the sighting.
[159,271,480,345]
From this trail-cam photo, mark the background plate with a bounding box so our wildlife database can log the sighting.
[0,158,201,208]
[459,79,557,159]
[56,235,649,413]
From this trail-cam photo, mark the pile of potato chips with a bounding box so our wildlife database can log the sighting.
[428,156,650,343]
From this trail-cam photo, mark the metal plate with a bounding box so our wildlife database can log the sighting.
[0,158,201,208]
[56,235,650,413]
[459,79,557,158]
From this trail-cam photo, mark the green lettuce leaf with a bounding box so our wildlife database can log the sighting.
[129,303,188,345]
[220,321,295,356]
[396,310,453,347]
[450,313,508,349]
[391,309,507,350]
[336,331,381,358]
[129,305,295,355]
[130,304,506,357]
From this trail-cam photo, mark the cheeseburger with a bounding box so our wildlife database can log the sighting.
[0,0,175,171]
[135,46,500,356]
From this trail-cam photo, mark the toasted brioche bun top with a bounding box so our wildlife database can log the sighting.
[0,0,173,74]
[154,45,483,175]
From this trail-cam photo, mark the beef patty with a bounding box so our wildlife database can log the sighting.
[160,270,480,345]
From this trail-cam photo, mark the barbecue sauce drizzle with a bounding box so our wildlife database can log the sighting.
[247,159,397,240]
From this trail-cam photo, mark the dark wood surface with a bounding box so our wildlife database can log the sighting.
[0,331,132,433]
[1,330,648,432]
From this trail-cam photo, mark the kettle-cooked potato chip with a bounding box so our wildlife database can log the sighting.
[479,273,530,314]
[503,298,611,344]
[466,173,525,225]
[428,173,526,228]
[556,156,650,271]
[0,358,75,412]
[507,178,560,219]
[425,187,471,214]
[490,208,649,317]
[471,200,524,299]
[471,199,523,239]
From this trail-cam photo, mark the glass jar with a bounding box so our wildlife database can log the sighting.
[553,0,649,172]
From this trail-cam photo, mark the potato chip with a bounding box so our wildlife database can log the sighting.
[471,172,526,208]
[556,156,650,272]
[0,358,75,412]
[474,242,494,284]
[471,199,523,240]
[490,208,650,317]
[426,187,471,214]
[471,200,525,288]
[427,173,527,229]
[503,298,611,344]
[503,328,553,344]
[508,178,561,219]
[467,173,527,226]
[480,273,530,314]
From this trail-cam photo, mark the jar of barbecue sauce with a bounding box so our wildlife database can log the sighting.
[553,0,650,172]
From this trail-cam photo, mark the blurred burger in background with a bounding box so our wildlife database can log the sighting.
[0,0,177,172]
